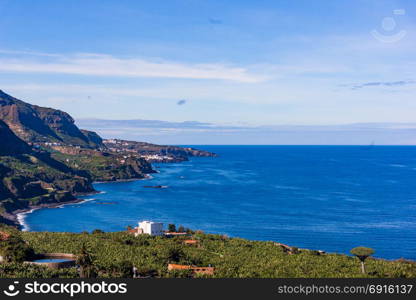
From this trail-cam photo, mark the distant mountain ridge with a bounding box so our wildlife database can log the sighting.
[0,90,103,149]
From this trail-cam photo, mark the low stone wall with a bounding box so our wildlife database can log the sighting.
[25,253,77,269]
[36,253,77,259]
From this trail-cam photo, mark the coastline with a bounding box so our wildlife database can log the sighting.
[7,197,90,231]
[15,197,103,231]
[94,173,153,184]
[8,148,414,261]
[9,175,153,231]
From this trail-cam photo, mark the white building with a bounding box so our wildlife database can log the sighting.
[138,221,163,236]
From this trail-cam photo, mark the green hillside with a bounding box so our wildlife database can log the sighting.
[0,227,414,278]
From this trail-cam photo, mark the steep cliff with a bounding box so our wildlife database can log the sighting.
[0,89,215,224]
[0,90,103,149]
[0,120,95,217]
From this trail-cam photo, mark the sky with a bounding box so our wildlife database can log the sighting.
[0,0,415,144]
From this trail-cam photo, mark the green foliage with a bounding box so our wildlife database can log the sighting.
[0,231,409,278]
[168,224,176,232]
[0,232,34,263]
[51,152,150,182]
[350,247,376,274]
[76,244,96,278]
[107,260,134,278]
[350,247,375,259]
[0,262,78,278]
[0,154,92,212]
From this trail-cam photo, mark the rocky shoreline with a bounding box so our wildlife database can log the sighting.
[8,174,155,230]
[2,190,100,229]
[2,159,202,230]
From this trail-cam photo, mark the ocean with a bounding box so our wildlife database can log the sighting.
[22,146,416,260]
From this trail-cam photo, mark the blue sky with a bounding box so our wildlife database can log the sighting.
[0,0,415,143]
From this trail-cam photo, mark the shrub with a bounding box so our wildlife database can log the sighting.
[168,224,176,232]
[0,234,34,263]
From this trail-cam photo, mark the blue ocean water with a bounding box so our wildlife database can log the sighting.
[24,146,416,260]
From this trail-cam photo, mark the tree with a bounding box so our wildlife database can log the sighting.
[116,260,134,277]
[92,229,104,234]
[166,246,185,263]
[76,244,95,278]
[0,234,34,263]
[350,247,375,274]
[178,226,185,233]
[168,224,176,232]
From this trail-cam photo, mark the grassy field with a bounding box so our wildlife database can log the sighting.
[0,229,414,278]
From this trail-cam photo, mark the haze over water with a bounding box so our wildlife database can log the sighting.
[24,146,416,260]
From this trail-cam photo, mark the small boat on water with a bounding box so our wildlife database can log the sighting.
[143,185,168,189]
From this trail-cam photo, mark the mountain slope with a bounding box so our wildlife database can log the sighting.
[104,139,217,162]
[0,90,103,149]
[0,90,155,184]
[0,120,31,156]
[0,119,95,220]
[0,89,216,225]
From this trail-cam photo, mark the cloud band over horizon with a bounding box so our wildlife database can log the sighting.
[76,118,416,145]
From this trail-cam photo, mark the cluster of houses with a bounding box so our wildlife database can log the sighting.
[140,154,175,162]
[105,140,175,162]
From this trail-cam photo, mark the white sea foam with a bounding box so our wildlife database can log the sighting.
[389,164,406,168]
[16,208,39,232]
[17,198,96,231]
[57,198,96,208]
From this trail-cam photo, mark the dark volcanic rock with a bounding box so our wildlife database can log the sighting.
[81,129,104,148]
[0,120,32,155]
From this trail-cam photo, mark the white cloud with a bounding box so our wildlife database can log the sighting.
[0,51,266,83]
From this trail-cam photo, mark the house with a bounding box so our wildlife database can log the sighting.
[183,239,198,245]
[127,227,143,237]
[127,221,165,237]
[167,264,214,275]
[0,231,10,241]
[138,221,163,236]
